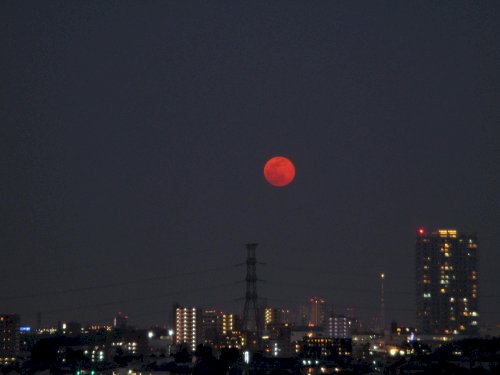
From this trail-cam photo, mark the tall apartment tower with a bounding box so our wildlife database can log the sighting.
[0,314,20,364]
[175,307,202,352]
[309,297,326,327]
[416,229,479,335]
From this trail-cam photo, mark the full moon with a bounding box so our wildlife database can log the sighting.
[263,156,296,187]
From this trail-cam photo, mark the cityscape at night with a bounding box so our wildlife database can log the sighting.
[2,1,500,374]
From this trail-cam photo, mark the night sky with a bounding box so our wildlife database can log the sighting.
[1,2,499,329]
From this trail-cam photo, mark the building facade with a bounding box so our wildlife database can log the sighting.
[201,310,234,348]
[326,315,350,339]
[300,337,352,358]
[264,308,291,327]
[416,229,479,335]
[0,314,20,364]
[113,312,129,329]
[263,323,292,358]
[309,297,326,327]
[175,307,202,351]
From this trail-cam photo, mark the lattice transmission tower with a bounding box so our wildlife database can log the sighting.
[241,243,263,347]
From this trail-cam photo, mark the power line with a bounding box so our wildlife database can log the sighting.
[39,280,242,316]
[4,264,238,301]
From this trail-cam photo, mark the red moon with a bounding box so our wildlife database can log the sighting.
[263,156,296,187]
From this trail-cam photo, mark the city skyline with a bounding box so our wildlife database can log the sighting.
[2,1,500,334]
[0,230,486,332]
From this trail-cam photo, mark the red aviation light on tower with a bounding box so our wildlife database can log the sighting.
[418,228,425,235]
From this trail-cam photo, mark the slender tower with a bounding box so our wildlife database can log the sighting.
[380,273,385,334]
[242,243,262,347]
[36,312,42,330]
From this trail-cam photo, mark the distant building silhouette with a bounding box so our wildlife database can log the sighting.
[309,297,326,327]
[202,309,234,348]
[106,326,148,360]
[61,321,82,337]
[36,311,42,330]
[0,314,20,364]
[263,323,293,357]
[113,311,129,329]
[416,229,479,335]
[298,304,309,326]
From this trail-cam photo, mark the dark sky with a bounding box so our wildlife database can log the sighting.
[1,1,499,329]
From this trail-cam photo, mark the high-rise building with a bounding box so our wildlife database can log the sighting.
[309,297,326,327]
[113,312,128,329]
[326,315,350,339]
[202,310,234,348]
[416,229,479,335]
[263,323,292,357]
[264,308,291,327]
[298,304,309,326]
[175,307,202,351]
[0,314,20,364]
